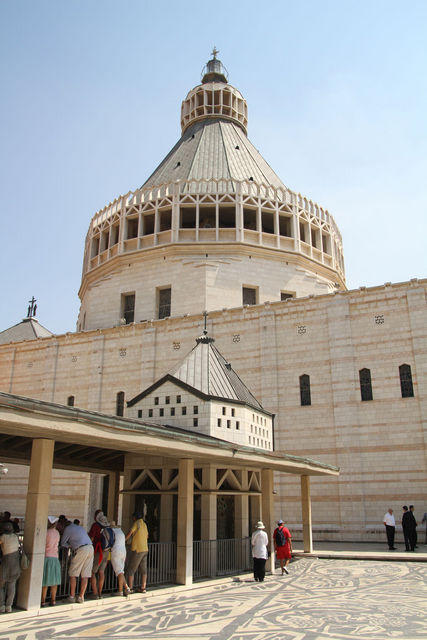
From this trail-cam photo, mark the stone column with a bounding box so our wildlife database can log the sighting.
[261,468,275,574]
[234,470,249,539]
[17,438,55,610]
[159,469,174,542]
[201,465,217,577]
[121,461,135,533]
[107,471,120,523]
[301,475,313,553]
[176,458,194,585]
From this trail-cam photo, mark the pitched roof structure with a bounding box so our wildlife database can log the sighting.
[128,331,269,414]
[0,318,53,345]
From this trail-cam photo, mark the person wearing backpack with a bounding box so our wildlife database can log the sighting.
[88,510,113,599]
[273,519,292,575]
[0,521,21,613]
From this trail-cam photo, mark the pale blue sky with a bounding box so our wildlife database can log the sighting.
[1,0,426,334]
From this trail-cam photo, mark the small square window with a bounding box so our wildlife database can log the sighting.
[236,421,240,430]
[176,395,181,404]
[171,407,175,416]
[217,418,222,427]
[137,410,142,418]
[182,406,187,415]
[148,409,153,417]
[222,407,226,415]
[231,408,235,417]
[227,420,231,428]
[159,408,164,417]
[154,397,159,405]
[193,418,198,427]
[193,406,198,414]
[165,396,170,405]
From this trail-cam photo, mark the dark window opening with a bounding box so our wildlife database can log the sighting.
[122,293,135,324]
[219,206,235,228]
[176,395,181,403]
[199,207,215,228]
[180,207,196,228]
[279,215,292,237]
[158,287,171,319]
[148,408,153,417]
[170,407,175,416]
[243,208,257,230]
[217,418,221,427]
[299,223,306,243]
[236,421,240,430]
[299,374,311,406]
[222,407,226,415]
[100,230,109,252]
[281,292,294,301]
[142,214,154,235]
[311,228,318,249]
[91,237,100,258]
[322,233,330,254]
[193,418,198,427]
[399,364,414,398]
[111,224,119,246]
[127,218,138,239]
[165,396,170,404]
[154,397,159,405]
[193,406,198,414]
[243,287,257,306]
[359,368,373,401]
[67,395,75,407]
[227,420,231,428]
[137,410,142,418]
[231,408,235,417]
[159,209,171,231]
[182,406,187,415]
[116,391,125,417]
[159,408,164,417]
[261,211,274,234]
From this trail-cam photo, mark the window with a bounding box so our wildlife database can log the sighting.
[231,408,235,417]
[243,286,257,306]
[170,407,175,416]
[165,396,170,404]
[193,418,198,427]
[176,395,181,404]
[193,406,198,414]
[180,207,196,228]
[227,420,231,428]
[142,213,154,235]
[281,292,294,301]
[158,287,171,319]
[222,407,226,415]
[299,374,311,406]
[159,408,164,417]
[137,410,142,418]
[159,209,171,231]
[154,397,159,405]
[126,217,138,239]
[148,409,153,417]
[261,211,274,234]
[122,293,135,324]
[182,406,187,415]
[279,215,292,237]
[399,364,414,398]
[217,418,222,427]
[116,391,125,417]
[67,395,75,407]
[236,421,240,430]
[243,208,257,230]
[359,368,373,401]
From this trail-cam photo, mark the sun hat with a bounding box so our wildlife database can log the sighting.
[256,521,265,529]
[96,512,109,527]
[48,516,58,524]
[277,519,284,525]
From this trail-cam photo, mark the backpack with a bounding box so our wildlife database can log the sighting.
[275,526,287,547]
[100,526,115,551]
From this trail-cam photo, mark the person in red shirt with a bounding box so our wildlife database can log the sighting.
[273,519,292,575]
[88,510,109,598]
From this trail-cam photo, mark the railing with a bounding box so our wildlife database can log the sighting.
[193,537,252,580]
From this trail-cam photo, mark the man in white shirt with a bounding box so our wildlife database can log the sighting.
[383,508,397,550]
[251,521,269,582]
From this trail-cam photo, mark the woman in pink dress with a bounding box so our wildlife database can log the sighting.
[273,519,292,574]
[41,516,61,606]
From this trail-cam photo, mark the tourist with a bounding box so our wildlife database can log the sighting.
[402,506,412,551]
[61,519,93,603]
[273,519,292,574]
[88,510,111,598]
[0,522,21,613]
[41,516,61,607]
[251,521,268,582]
[409,506,417,550]
[0,512,19,534]
[125,511,149,593]
[383,508,396,550]
[422,512,427,544]
[73,519,80,526]
[110,521,130,596]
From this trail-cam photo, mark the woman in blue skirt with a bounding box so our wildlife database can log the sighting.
[41,516,61,607]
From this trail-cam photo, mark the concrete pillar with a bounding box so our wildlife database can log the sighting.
[176,458,194,585]
[301,475,313,553]
[249,494,261,531]
[17,438,55,610]
[107,471,120,523]
[201,465,217,577]
[121,462,135,532]
[234,470,249,539]
[159,468,174,542]
[261,468,275,574]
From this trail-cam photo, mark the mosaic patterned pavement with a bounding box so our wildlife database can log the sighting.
[1,558,426,640]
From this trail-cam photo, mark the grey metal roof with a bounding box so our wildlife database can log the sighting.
[170,333,266,413]
[141,118,287,191]
[0,318,53,345]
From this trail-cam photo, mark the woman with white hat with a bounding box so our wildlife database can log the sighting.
[41,516,61,607]
[251,521,269,582]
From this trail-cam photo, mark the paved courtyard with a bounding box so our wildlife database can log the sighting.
[1,558,426,640]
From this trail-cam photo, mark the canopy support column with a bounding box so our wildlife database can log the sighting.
[301,475,313,553]
[176,458,194,585]
[160,469,174,542]
[17,438,54,610]
[107,471,120,523]
[261,468,275,574]
[201,465,217,577]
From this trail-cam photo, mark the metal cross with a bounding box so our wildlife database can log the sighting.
[27,296,37,318]
[203,310,208,332]
[212,47,219,59]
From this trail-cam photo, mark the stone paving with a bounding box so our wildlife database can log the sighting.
[1,558,426,640]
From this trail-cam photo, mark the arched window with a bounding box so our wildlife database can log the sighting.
[116,391,125,417]
[399,364,414,398]
[359,368,373,401]
[67,395,75,407]
[299,374,311,406]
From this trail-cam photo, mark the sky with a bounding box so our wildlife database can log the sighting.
[0,0,426,335]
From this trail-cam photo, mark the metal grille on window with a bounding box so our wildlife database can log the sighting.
[158,288,171,319]
[359,368,373,401]
[299,374,311,406]
[399,364,414,398]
